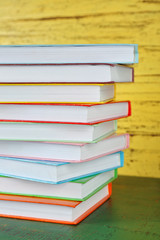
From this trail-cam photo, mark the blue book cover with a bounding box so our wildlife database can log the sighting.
[0,44,138,64]
[0,152,124,184]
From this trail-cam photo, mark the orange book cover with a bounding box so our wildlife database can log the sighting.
[0,183,112,225]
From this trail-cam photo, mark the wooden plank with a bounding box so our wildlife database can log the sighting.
[0,0,160,18]
[0,17,159,46]
[135,76,160,84]
[116,82,160,95]
[119,135,160,178]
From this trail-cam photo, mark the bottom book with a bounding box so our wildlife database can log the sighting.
[0,183,112,225]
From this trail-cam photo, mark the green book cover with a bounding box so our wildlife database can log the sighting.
[0,169,118,201]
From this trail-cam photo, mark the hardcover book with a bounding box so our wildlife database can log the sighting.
[0,169,117,201]
[0,64,133,83]
[0,44,138,64]
[0,184,112,224]
[0,152,124,184]
[0,83,114,104]
[0,101,131,124]
[0,120,116,143]
[0,134,129,162]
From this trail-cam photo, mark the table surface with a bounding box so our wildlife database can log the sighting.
[0,176,159,240]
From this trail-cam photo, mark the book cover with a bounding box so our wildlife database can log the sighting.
[0,152,124,184]
[0,170,117,201]
[0,64,134,84]
[0,44,138,64]
[0,83,115,104]
[0,133,129,163]
[0,183,112,224]
[0,101,131,125]
[0,121,117,143]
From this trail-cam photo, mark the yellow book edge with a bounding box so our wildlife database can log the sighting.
[0,83,116,104]
[0,98,114,105]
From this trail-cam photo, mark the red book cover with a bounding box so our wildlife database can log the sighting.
[0,101,131,125]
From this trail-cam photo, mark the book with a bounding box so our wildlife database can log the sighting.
[0,120,116,143]
[0,44,138,64]
[0,134,129,162]
[0,64,133,83]
[0,152,124,184]
[0,83,114,104]
[0,101,131,124]
[0,183,112,225]
[0,169,117,201]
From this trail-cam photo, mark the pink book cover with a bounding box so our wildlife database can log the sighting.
[0,134,129,163]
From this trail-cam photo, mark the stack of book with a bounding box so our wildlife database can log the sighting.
[0,44,138,224]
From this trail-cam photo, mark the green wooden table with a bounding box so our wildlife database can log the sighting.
[0,176,159,240]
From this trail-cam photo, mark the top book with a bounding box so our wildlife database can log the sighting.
[0,44,138,64]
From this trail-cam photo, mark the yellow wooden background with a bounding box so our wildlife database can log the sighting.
[0,0,159,178]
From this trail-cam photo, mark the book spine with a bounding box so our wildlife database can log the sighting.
[119,151,124,167]
[114,168,118,179]
[128,101,131,116]
[134,45,139,63]
[126,134,130,149]
[108,183,112,196]
[114,120,117,131]
[132,68,134,82]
